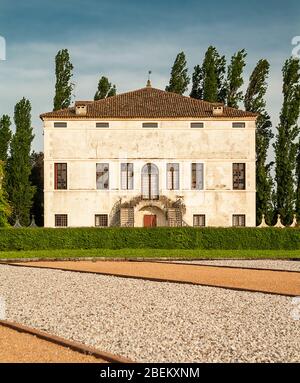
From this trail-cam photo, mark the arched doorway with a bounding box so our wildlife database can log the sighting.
[141,163,159,200]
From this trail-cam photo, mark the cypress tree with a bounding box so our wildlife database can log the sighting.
[53,49,74,111]
[94,76,116,100]
[226,49,247,108]
[7,98,35,226]
[274,57,300,225]
[244,59,273,225]
[166,52,190,95]
[0,115,12,161]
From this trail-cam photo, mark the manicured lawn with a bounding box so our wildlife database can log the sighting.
[0,248,299,260]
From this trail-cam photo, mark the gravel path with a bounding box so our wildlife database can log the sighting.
[0,264,299,363]
[0,325,104,363]
[166,260,300,272]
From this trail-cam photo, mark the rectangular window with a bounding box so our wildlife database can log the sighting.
[191,163,204,190]
[96,122,109,128]
[54,122,67,128]
[55,214,68,227]
[167,163,179,190]
[190,122,204,129]
[142,122,158,128]
[232,122,246,129]
[54,163,67,190]
[96,163,109,190]
[233,215,246,227]
[233,163,246,190]
[193,215,206,227]
[95,214,108,227]
[121,163,134,190]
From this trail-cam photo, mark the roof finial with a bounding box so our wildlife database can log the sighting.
[146,70,152,87]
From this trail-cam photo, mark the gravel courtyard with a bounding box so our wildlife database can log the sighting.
[0,264,299,363]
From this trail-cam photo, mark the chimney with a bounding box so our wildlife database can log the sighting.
[212,105,224,116]
[75,102,87,116]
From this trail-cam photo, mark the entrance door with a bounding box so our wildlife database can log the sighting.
[143,215,157,228]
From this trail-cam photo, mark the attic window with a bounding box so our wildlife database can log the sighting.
[54,122,67,128]
[232,122,246,129]
[190,122,204,129]
[212,106,224,116]
[142,122,158,128]
[96,122,110,128]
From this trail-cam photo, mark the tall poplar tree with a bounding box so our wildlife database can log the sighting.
[7,98,35,226]
[226,49,247,108]
[0,161,11,227]
[244,59,273,224]
[274,57,300,225]
[53,49,74,111]
[201,46,226,102]
[30,151,44,227]
[0,115,12,161]
[166,52,190,95]
[94,76,116,100]
[190,65,203,99]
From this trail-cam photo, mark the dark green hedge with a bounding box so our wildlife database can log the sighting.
[0,227,300,251]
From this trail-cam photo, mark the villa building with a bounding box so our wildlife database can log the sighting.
[40,82,257,228]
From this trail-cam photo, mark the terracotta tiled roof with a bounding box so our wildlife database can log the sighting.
[40,87,257,120]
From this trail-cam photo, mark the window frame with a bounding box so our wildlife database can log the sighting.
[233,163,246,190]
[96,163,110,190]
[190,122,204,129]
[232,122,246,129]
[193,214,206,227]
[121,163,134,190]
[96,122,110,128]
[166,163,180,191]
[142,122,159,129]
[232,215,246,227]
[54,122,67,128]
[55,214,68,227]
[54,163,67,190]
[191,163,204,190]
[95,214,109,227]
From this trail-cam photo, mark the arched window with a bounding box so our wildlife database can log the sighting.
[141,163,159,200]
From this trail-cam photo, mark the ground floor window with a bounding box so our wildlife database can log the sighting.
[55,214,68,227]
[95,214,108,227]
[193,214,206,227]
[232,215,246,227]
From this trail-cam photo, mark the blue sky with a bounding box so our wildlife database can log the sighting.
[0,0,299,151]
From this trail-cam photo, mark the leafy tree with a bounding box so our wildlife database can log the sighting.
[53,49,74,111]
[244,59,273,225]
[201,46,226,102]
[0,161,11,227]
[166,52,190,94]
[0,115,12,161]
[190,65,203,99]
[30,151,44,227]
[226,49,247,108]
[6,98,35,226]
[94,76,116,100]
[274,57,300,225]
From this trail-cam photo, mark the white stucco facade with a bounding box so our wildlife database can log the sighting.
[42,109,257,228]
